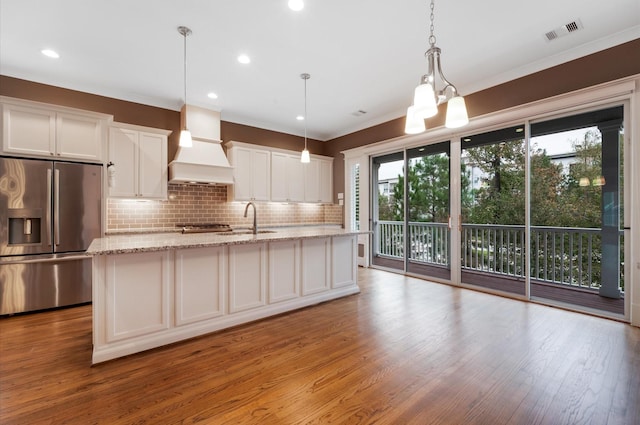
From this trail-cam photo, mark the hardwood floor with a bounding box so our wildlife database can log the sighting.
[1,268,639,424]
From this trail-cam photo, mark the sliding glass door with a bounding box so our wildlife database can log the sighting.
[405,143,451,280]
[372,152,405,270]
[368,104,627,319]
[460,125,527,296]
[529,106,625,315]
[371,142,451,281]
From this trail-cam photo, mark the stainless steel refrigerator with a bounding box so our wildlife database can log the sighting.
[0,157,102,315]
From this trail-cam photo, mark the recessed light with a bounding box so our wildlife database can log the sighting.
[41,49,59,59]
[207,92,218,99]
[288,0,304,11]
[296,115,304,121]
[237,54,251,64]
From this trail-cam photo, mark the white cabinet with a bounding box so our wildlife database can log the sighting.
[103,251,171,343]
[91,232,360,363]
[304,158,320,203]
[228,243,267,313]
[108,123,169,199]
[319,159,333,203]
[301,237,330,295]
[268,240,300,303]
[1,99,107,162]
[175,247,226,326]
[332,236,357,288]
[226,143,270,201]
[271,152,305,202]
[226,141,333,204]
[304,158,333,203]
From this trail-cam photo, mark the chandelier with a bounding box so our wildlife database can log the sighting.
[405,0,469,134]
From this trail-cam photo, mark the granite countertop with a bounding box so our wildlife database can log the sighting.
[87,227,364,255]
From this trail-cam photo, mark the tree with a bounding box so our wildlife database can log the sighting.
[463,140,526,225]
[390,153,451,223]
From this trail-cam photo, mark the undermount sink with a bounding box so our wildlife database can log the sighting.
[218,230,276,235]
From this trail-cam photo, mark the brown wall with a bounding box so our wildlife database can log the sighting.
[221,121,322,154]
[324,38,640,198]
[0,76,321,163]
[2,38,640,203]
[0,76,182,158]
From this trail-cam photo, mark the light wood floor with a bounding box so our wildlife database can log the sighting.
[1,268,639,424]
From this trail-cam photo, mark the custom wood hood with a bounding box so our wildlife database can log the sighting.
[169,105,234,185]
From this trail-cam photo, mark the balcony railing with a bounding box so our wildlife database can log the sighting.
[376,221,624,292]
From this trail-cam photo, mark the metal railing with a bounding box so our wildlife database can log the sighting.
[376,221,623,292]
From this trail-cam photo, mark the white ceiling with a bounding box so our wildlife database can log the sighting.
[1,0,639,141]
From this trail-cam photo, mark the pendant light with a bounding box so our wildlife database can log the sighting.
[300,73,311,163]
[178,26,193,147]
[405,0,468,133]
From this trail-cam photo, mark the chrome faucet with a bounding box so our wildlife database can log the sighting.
[243,202,257,234]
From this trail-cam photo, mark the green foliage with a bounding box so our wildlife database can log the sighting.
[390,153,452,223]
[461,130,604,228]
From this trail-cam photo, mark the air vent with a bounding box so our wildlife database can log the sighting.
[351,110,368,117]
[544,19,583,41]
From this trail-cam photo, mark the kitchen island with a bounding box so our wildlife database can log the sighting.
[87,227,361,363]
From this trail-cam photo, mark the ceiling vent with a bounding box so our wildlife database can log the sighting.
[545,19,583,41]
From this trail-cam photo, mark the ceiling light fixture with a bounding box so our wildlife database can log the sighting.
[405,0,468,133]
[207,92,218,99]
[300,73,311,163]
[288,0,304,11]
[41,49,59,59]
[178,26,193,148]
[237,54,251,64]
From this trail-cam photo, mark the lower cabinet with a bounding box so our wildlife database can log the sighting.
[175,247,226,326]
[332,235,357,288]
[92,234,359,363]
[268,240,300,303]
[228,243,267,313]
[103,251,171,343]
[302,237,330,295]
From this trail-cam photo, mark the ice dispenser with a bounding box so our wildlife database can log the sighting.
[8,209,43,245]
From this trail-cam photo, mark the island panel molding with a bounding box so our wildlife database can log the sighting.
[268,240,301,303]
[175,246,226,326]
[89,229,362,363]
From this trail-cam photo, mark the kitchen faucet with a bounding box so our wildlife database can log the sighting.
[243,202,257,234]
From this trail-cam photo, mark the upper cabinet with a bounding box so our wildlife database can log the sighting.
[226,142,271,201]
[108,123,170,199]
[225,141,333,204]
[271,152,305,202]
[1,97,109,162]
[305,157,333,203]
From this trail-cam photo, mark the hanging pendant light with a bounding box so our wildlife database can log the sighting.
[405,0,468,133]
[300,73,311,163]
[178,26,193,147]
[404,105,426,134]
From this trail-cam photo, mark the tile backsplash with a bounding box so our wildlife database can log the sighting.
[107,184,343,233]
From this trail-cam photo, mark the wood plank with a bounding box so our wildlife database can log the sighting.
[1,268,639,424]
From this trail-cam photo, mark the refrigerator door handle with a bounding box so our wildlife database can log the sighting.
[54,168,60,246]
[46,168,53,246]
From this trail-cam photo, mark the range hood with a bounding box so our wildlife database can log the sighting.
[169,105,234,185]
